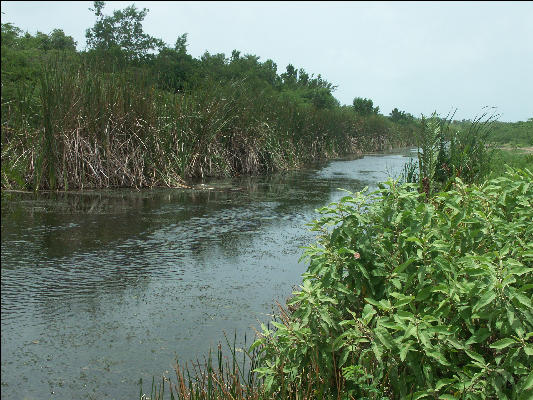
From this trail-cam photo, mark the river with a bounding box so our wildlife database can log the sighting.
[1,149,414,399]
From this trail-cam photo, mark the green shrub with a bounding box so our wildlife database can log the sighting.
[253,168,533,399]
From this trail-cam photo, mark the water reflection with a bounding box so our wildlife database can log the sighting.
[1,151,413,400]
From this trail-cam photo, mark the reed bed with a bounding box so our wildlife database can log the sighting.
[2,56,412,191]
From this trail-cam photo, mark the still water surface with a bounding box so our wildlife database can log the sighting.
[1,150,413,399]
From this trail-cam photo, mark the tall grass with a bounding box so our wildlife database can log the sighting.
[139,320,333,400]
[408,109,497,196]
[139,332,265,400]
[2,54,414,191]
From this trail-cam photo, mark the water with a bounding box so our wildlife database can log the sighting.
[1,150,414,399]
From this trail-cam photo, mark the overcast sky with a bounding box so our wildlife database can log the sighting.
[2,1,532,122]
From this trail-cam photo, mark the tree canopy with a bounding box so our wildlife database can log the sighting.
[85,1,164,60]
[352,97,380,115]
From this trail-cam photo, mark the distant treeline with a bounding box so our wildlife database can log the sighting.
[450,118,533,146]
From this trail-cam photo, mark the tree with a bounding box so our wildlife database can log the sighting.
[352,97,380,115]
[298,68,309,86]
[174,33,188,55]
[281,64,298,87]
[304,87,340,109]
[1,23,22,48]
[85,1,164,60]
[153,34,195,93]
[389,107,413,123]
[35,29,77,51]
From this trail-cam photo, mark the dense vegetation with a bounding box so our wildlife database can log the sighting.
[487,149,533,179]
[142,166,532,400]
[253,167,532,399]
[139,114,532,399]
[1,1,419,191]
[3,3,531,399]
[488,120,533,146]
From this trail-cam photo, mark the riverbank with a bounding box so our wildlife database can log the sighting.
[138,120,533,398]
[1,77,415,192]
[140,166,533,400]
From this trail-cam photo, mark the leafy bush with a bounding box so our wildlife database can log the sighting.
[254,168,533,399]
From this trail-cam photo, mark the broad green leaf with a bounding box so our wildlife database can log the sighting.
[397,311,414,320]
[411,390,430,399]
[465,349,485,365]
[400,343,411,361]
[507,266,532,276]
[489,338,517,349]
[371,342,382,362]
[474,291,496,312]
[406,236,423,247]
[513,292,532,309]
[394,295,415,308]
[426,349,450,366]
[393,257,416,274]
[375,329,394,350]
[522,370,533,391]
[435,378,455,390]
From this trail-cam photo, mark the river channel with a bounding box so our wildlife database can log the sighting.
[1,149,414,400]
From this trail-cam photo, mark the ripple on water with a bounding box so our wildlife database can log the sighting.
[1,152,412,399]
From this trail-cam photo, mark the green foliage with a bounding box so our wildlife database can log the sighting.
[413,111,496,196]
[353,97,380,116]
[151,39,197,93]
[417,113,444,195]
[389,108,414,124]
[487,150,533,179]
[489,120,533,146]
[32,28,77,51]
[85,1,165,61]
[253,169,533,399]
[1,9,418,191]
[1,22,77,88]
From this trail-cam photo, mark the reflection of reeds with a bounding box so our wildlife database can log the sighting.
[2,56,412,191]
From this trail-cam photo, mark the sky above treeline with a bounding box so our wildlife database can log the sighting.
[2,1,532,122]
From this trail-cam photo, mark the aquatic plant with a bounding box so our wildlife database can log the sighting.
[409,110,497,197]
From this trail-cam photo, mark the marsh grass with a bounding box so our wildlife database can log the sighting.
[2,54,415,191]
[139,331,265,400]
[139,317,343,400]
[407,109,498,196]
